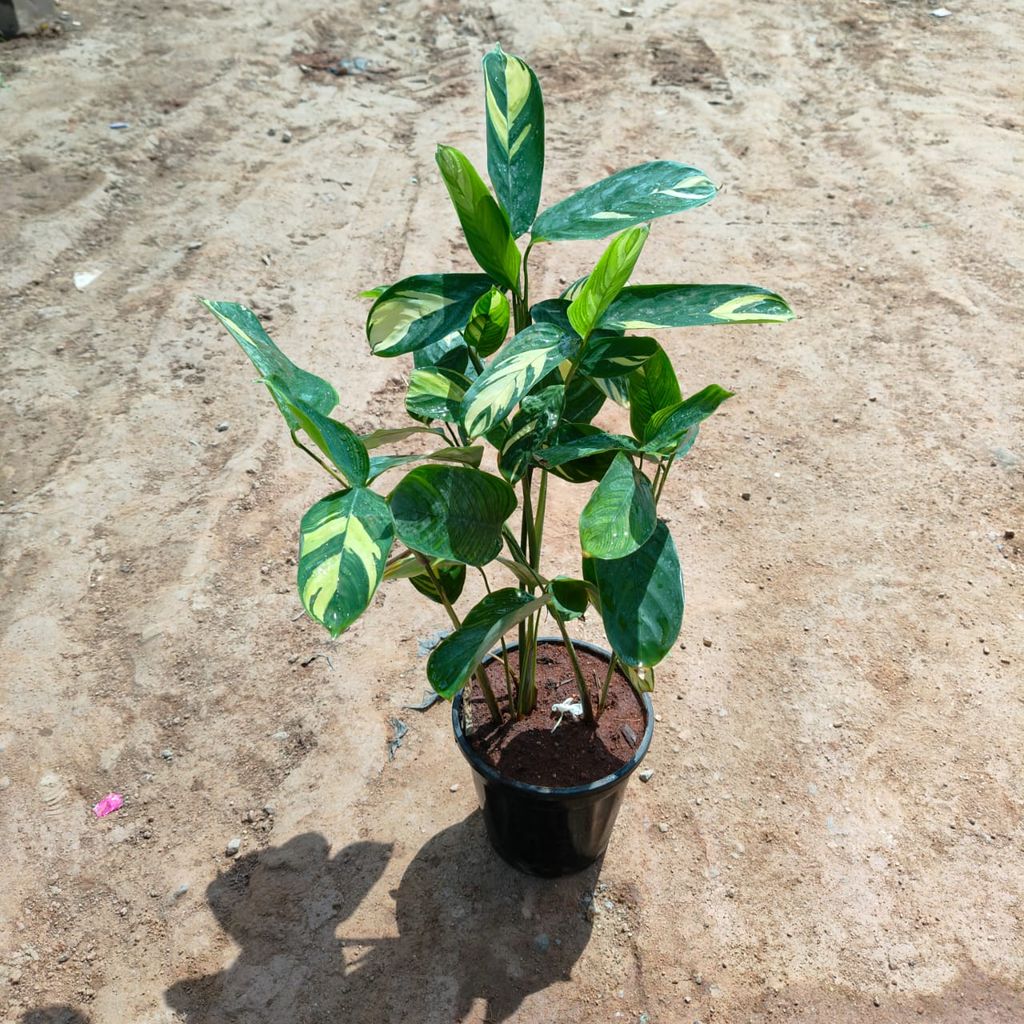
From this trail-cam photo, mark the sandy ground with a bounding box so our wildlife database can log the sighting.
[2,0,1022,1021]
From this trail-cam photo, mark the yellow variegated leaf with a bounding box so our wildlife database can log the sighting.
[532,161,716,242]
[460,322,578,438]
[483,45,545,237]
[405,367,471,424]
[601,284,794,330]
[568,225,649,339]
[435,145,521,292]
[298,488,395,637]
[366,274,493,357]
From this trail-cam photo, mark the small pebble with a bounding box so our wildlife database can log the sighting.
[639,768,654,783]
[187,241,203,251]
[983,646,990,655]
[173,884,189,898]
[281,130,293,143]
[449,783,460,793]
[1005,530,1015,539]
[741,492,751,501]
[533,933,550,953]
[160,748,174,761]
[658,822,670,833]
[216,422,229,432]
[225,837,241,857]
[263,804,276,816]
[702,637,712,648]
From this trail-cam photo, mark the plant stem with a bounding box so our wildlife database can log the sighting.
[290,434,346,484]
[532,469,548,571]
[467,347,485,375]
[478,567,518,717]
[417,554,501,723]
[551,610,595,725]
[654,453,677,504]
[598,652,618,715]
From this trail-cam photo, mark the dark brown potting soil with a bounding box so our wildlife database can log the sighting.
[465,641,648,788]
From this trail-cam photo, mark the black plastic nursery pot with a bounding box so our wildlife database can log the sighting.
[452,638,655,878]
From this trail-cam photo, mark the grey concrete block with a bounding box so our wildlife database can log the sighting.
[0,0,57,37]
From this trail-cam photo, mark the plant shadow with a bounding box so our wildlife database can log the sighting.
[165,812,598,1023]
[19,1011,91,1024]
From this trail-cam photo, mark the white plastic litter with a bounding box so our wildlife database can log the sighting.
[551,699,584,731]
[929,7,952,16]
[74,270,102,290]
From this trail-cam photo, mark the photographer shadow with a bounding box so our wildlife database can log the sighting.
[165,812,598,1023]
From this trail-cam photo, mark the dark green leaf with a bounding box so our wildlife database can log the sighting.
[388,465,517,565]
[544,423,625,483]
[202,300,338,429]
[366,446,483,483]
[563,374,607,424]
[461,322,578,438]
[366,274,493,357]
[409,561,466,605]
[482,45,545,238]
[427,588,548,699]
[499,384,564,484]
[264,376,369,486]
[537,430,640,469]
[601,284,795,330]
[579,452,657,559]
[532,161,716,242]
[298,488,395,637]
[463,287,511,358]
[435,145,521,292]
[643,384,734,454]
[405,367,472,424]
[549,576,589,621]
[579,335,658,378]
[628,346,681,441]
[568,225,649,338]
[587,520,683,667]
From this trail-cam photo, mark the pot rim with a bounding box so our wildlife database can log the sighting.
[451,636,655,799]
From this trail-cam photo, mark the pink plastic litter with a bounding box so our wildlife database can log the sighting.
[93,793,124,818]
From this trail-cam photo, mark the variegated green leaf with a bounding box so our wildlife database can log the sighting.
[497,556,547,589]
[579,335,658,378]
[564,374,607,423]
[359,286,386,300]
[388,465,517,566]
[367,446,483,483]
[464,288,511,358]
[548,576,589,621]
[201,300,338,429]
[482,45,545,238]
[461,322,578,438]
[579,452,657,559]
[543,423,624,483]
[568,225,649,339]
[298,488,395,637]
[264,376,369,486]
[586,520,683,668]
[643,384,734,454]
[532,161,716,242]
[538,431,640,470]
[499,384,564,484]
[405,367,472,424]
[427,588,548,699]
[591,373,631,407]
[366,274,493,357]
[414,329,471,375]
[601,284,794,330]
[409,560,466,605]
[360,425,446,449]
[435,145,521,292]
[628,346,681,441]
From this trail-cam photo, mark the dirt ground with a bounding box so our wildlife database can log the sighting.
[2,0,1022,1021]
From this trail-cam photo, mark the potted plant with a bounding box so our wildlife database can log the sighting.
[201,46,792,876]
